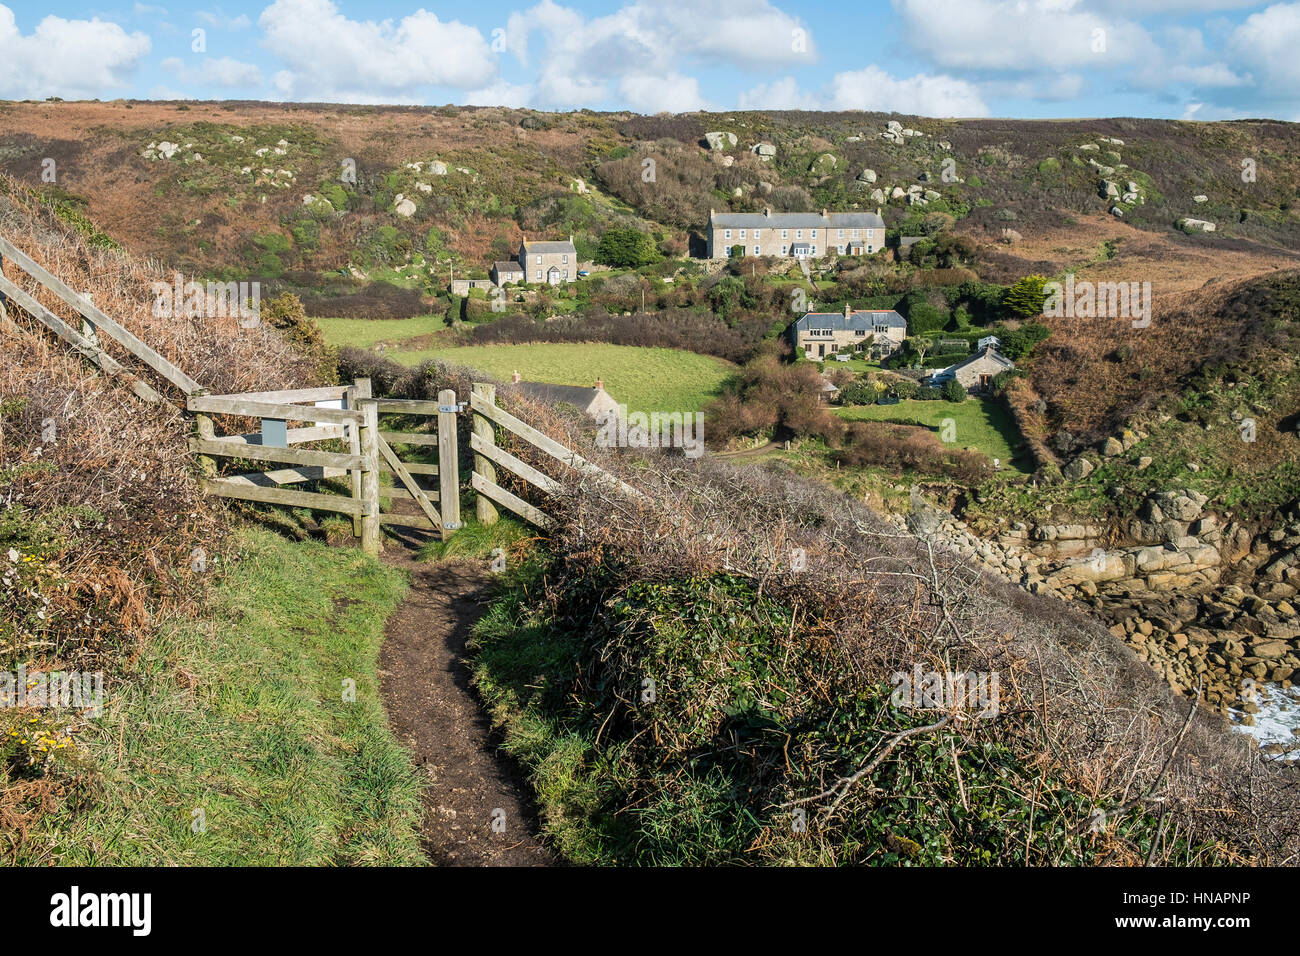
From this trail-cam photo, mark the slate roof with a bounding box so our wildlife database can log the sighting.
[710,210,885,230]
[520,239,577,255]
[931,346,1015,379]
[793,310,906,332]
[493,260,523,273]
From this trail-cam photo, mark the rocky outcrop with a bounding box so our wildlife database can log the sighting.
[897,490,1300,720]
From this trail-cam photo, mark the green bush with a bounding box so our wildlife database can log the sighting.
[941,378,967,402]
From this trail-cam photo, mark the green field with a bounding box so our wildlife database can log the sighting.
[390,343,734,414]
[20,528,425,866]
[836,397,1030,471]
[317,314,445,349]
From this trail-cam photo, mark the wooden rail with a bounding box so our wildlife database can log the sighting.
[468,381,643,529]
[0,235,203,397]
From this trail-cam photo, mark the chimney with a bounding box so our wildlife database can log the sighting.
[844,302,852,320]
[511,370,521,384]
[595,377,604,390]
[876,206,882,218]
[821,208,828,219]
[764,206,772,217]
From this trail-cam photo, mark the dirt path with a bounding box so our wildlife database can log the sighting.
[378,541,552,866]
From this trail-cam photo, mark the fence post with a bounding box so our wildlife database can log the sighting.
[471,382,498,526]
[437,388,461,537]
[194,413,217,478]
[359,398,380,556]
[347,378,370,538]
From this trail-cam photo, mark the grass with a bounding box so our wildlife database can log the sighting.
[388,343,735,414]
[836,397,1032,471]
[17,527,425,866]
[317,313,446,349]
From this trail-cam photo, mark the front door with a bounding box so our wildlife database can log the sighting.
[547,266,561,285]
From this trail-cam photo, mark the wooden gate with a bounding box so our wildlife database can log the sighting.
[187,380,461,554]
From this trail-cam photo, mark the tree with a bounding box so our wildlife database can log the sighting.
[1003,274,1049,319]
[595,228,660,268]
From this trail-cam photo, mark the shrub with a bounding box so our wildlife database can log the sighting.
[596,227,660,268]
[941,378,967,402]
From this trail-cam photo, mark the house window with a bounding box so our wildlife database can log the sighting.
[753,245,760,255]
[838,245,845,254]
[724,229,732,240]
[811,245,817,255]
[854,329,865,336]
[562,254,568,263]
[753,229,761,240]
[563,270,569,279]
[837,229,844,239]
[536,255,542,264]
[851,229,859,239]
[536,270,542,279]
[739,229,746,239]
[782,229,789,239]
[875,325,888,334]
[781,245,788,255]
[867,245,874,253]
[795,229,803,239]
[811,229,817,238]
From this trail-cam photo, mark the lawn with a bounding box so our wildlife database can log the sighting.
[18,527,425,866]
[389,342,735,414]
[836,397,1031,471]
[317,313,446,349]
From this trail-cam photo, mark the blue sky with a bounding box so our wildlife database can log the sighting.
[1,0,1298,119]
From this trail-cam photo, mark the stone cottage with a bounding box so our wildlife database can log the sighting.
[929,346,1015,392]
[491,260,524,286]
[518,237,578,285]
[707,208,885,260]
[790,304,907,360]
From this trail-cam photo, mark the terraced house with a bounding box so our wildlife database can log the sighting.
[706,208,885,259]
[518,237,578,285]
[791,305,908,360]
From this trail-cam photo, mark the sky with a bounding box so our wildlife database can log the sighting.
[0,0,1298,120]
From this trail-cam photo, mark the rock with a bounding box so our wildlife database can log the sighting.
[810,153,838,174]
[1000,228,1022,244]
[416,182,432,193]
[1100,179,1119,198]
[891,186,905,199]
[1193,194,1208,203]
[392,195,416,218]
[869,188,886,203]
[938,141,952,150]
[1064,456,1095,480]
[752,142,776,159]
[1137,456,1153,471]
[1101,436,1124,457]
[1178,217,1216,233]
[856,167,877,183]
[704,131,737,150]
[428,161,448,175]
[759,181,773,194]
[721,156,734,167]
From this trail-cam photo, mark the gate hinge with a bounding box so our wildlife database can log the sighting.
[438,402,466,414]
[442,521,463,530]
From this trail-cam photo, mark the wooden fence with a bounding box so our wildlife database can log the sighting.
[1,232,641,551]
[468,381,643,530]
[187,382,461,555]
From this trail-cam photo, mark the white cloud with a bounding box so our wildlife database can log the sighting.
[1225,2,1300,94]
[504,0,813,109]
[464,80,535,108]
[740,68,989,117]
[0,5,151,99]
[828,66,989,116]
[258,0,498,101]
[619,73,707,113]
[161,55,263,87]
[895,0,1156,70]
[196,10,252,30]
